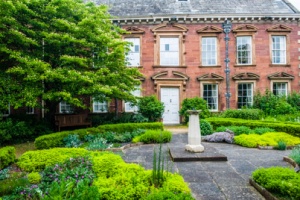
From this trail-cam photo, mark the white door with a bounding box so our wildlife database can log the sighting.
[161,87,180,124]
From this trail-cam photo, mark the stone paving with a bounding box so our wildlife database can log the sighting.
[121,133,292,200]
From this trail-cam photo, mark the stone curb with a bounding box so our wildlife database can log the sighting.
[249,178,278,200]
[283,156,298,168]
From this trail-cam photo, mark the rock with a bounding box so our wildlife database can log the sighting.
[203,132,234,143]
[185,144,205,153]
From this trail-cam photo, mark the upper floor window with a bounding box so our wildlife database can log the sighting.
[273,82,287,96]
[237,83,253,108]
[93,99,108,113]
[125,86,141,112]
[202,37,217,66]
[125,38,140,67]
[59,101,74,114]
[271,36,286,64]
[237,36,252,65]
[160,37,179,66]
[202,84,218,111]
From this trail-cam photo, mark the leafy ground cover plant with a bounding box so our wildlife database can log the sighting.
[63,134,82,148]
[252,167,300,199]
[132,130,172,144]
[234,132,300,148]
[289,145,300,165]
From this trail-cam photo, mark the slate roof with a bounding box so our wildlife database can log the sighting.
[88,0,298,18]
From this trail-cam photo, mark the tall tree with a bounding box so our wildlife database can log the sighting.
[0,0,141,120]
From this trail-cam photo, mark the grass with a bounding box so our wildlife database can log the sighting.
[12,142,36,158]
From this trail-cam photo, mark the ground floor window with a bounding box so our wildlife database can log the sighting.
[202,84,218,111]
[125,86,141,112]
[237,83,253,108]
[273,82,287,96]
[59,101,74,113]
[93,99,108,113]
[26,107,34,114]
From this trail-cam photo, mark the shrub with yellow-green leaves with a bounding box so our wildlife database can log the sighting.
[234,132,300,148]
[0,146,16,170]
[27,172,41,184]
[17,148,89,172]
[132,130,172,144]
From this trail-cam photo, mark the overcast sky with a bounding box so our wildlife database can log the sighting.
[288,0,300,11]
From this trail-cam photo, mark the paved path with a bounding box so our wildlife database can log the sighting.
[122,133,292,200]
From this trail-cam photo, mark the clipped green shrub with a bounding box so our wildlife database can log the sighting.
[144,190,194,200]
[0,146,16,170]
[289,145,300,165]
[221,109,263,120]
[137,95,164,122]
[17,148,89,172]
[206,117,300,137]
[234,132,300,148]
[253,127,275,135]
[252,167,300,199]
[35,122,163,149]
[200,119,213,136]
[179,97,210,123]
[27,172,41,184]
[215,126,251,135]
[133,130,172,144]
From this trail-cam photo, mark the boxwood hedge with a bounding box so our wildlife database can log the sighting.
[206,117,300,137]
[35,122,163,150]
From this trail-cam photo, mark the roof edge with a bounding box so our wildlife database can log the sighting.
[283,0,300,13]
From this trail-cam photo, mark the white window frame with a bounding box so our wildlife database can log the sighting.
[160,37,179,66]
[92,99,108,113]
[236,36,252,65]
[271,36,286,64]
[237,82,254,109]
[201,37,217,66]
[26,107,34,114]
[125,86,141,113]
[202,83,218,111]
[59,101,74,114]
[272,81,288,97]
[125,38,140,67]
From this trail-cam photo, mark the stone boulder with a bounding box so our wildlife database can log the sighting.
[203,131,234,144]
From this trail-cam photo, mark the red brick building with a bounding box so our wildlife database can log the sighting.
[6,0,300,125]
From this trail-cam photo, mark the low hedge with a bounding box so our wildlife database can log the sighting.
[35,122,163,150]
[17,148,89,172]
[206,117,300,137]
[132,130,172,144]
[220,109,263,120]
[0,146,16,170]
[234,132,300,148]
[252,167,300,199]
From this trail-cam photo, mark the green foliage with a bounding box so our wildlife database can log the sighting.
[17,148,89,172]
[27,172,41,184]
[86,137,112,150]
[179,97,210,123]
[0,172,29,197]
[200,119,213,136]
[275,140,287,150]
[0,146,16,170]
[220,109,263,120]
[253,90,297,116]
[35,122,163,149]
[206,117,300,137]
[144,190,194,200]
[137,96,165,122]
[133,130,172,144]
[289,145,300,165]
[215,126,251,135]
[252,167,300,199]
[91,113,148,126]
[152,143,165,188]
[287,92,300,111]
[63,134,82,148]
[0,167,10,180]
[0,0,142,115]
[234,132,300,148]
[253,127,275,135]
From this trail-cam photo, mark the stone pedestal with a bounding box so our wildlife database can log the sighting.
[185,110,205,153]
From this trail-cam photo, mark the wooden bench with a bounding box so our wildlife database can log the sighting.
[55,114,92,132]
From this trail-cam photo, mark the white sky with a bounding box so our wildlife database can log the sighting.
[288,0,300,11]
